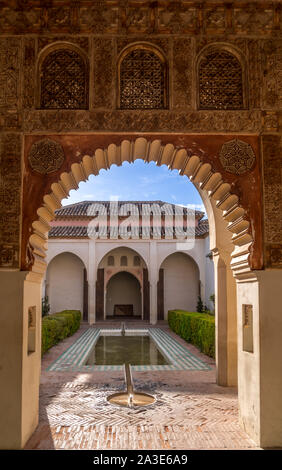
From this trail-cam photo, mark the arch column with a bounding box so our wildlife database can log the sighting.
[236,269,282,448]
[87,240,96,324]
[149,241,158,324]
[213,248,237,387]
[0,271,42,449]
[150,281,158,325]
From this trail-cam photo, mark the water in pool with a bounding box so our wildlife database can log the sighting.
[86,335,170,366]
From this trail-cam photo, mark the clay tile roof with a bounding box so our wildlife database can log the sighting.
[49,223,209,239]
[197,219,209,236]
[49,200,209,239]
[49,226,88,238]
[54,200,205,219]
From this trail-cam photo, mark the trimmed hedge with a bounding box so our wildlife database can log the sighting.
[42,310,81,356]
[168,309,215,358]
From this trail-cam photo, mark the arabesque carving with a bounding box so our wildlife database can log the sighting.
[262,40,282,110]
[0,2,278,35]
[0,133,21,268]
[23,110,262,134]
[28,139,65,174]
[262,135,282,268]
[219,139,256,175]
[0,38,20,108]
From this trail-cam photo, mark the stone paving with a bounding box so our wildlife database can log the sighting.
[25,322,259,450]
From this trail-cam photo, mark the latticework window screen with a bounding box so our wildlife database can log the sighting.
[120,49,166,109]
[198,50,243,110]
[40,49,88,109]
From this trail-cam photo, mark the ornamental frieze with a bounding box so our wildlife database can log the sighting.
[23,110,262,134]
[0,2,279,35]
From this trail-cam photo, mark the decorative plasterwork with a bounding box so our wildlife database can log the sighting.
[28,139,65,174]
[0,133,21,269]
[0,2,279,36]
[262,135,282,269]
[219,139,256,175]
[23,110,262,134]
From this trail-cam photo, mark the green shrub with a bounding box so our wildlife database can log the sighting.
[42,310,81,356]
[42,295,50,317]
[168,309,215,358]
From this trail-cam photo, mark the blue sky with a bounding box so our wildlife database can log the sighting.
[62,160,206,213]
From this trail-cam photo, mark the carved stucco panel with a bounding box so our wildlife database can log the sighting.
[0,38,22,130]
[248,40,262,109]
[0,7,41,32]
[93,38,115,109]
[23,110,262,134]
[172,38,192,109]
[123,7,152,33]
[219,139,256,175]
[262,135,282,268]
[0,2,279,35]
[23,37,36,109]
[205,7,226,31]
[0,133,21,268]
[47,7,71,30]
[263,135,282,244]
[79,4,118,33]
[233,7,274,34]
[28,139,65,174]
[0,38,20,109]
[262,40,282,110]
[157,6,198,33]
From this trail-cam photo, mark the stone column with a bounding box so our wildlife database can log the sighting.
[0,271,42,449]
[87,240,96,324]
[236,269,282,448]
[150,281,158,325]
[149,241,158,324]
[213,249,237,387]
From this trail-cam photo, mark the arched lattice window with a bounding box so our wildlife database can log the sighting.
[40,48,88,109]
[108,256,115,266]
[120,256,128,266]
[198,49,244,110]
[119,46,167,109]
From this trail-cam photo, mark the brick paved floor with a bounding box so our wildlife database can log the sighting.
[25,322,259,450]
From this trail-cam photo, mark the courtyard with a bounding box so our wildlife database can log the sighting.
[25,322,258,450]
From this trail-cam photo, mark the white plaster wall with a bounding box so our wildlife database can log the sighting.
[96,241,150,268]
[157,239,204,273]
[47,239,89,271]
[161,252,200,319]
[46,252,85,314]
[98,246,146,269]
[106,271,141,316]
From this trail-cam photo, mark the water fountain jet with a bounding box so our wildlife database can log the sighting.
[107,363,155,408]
